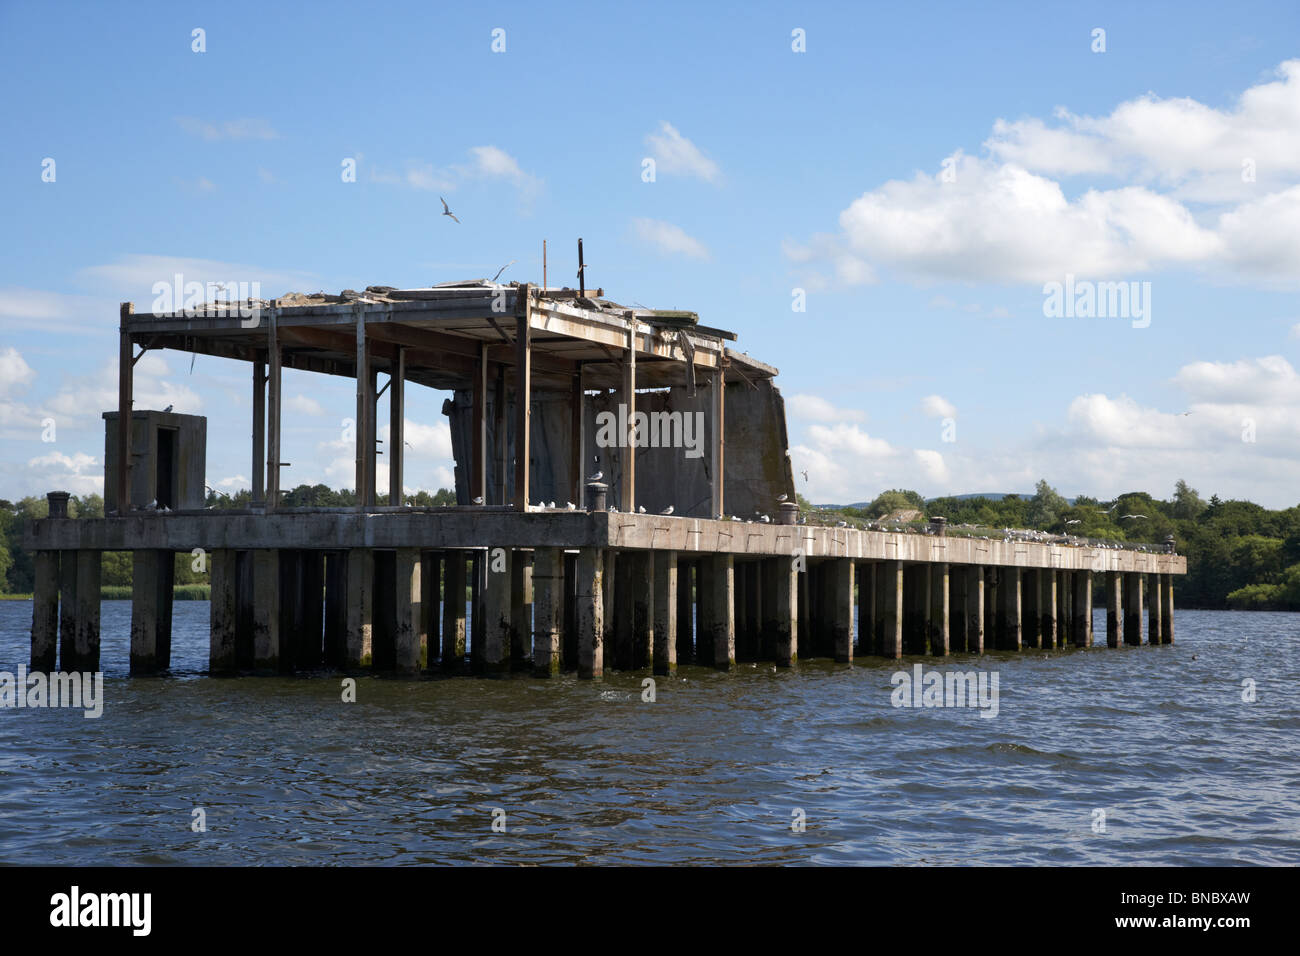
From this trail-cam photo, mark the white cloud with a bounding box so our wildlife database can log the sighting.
[632,218,710,260]
[22,451,103,495]
[0,287,115,334]
[786,394,866,422]
[1170,355,1300,404]
[645,122,720,182]
[920,394,956,419]
[371,146,542,203]
[176,117,280,141]
[285,394,326,416]
[0,348,36,396]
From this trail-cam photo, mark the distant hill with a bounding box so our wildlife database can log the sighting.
[815,492,1078,509]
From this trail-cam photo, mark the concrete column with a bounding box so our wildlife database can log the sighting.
[999,567,1021,651]
[706,553,735,670]
[323,551,348,668]
[69,550,101,672]
[483,547,513,673]
[602,550,618,665]
[1161,575,1175,644]
[130,549,174,674]
[1056,570,1070,647]
[58,551,77,671]
[510,554,532,669]
[1106,571,1123,648]
[652,550,677,675]
[577,548,604,678]
[1072,572,1092,648]
[858,562,877,656]
[1147,573,1164,645]
[299,551,324,669]
[966,566,985,654]
[419,552,437,670]
[1123,572,1143,645]
[633,552,654,670]
[832,558,855,663]
[442,552,467,670]
[904,564,930,655]
[532,547,562,676]
[209,549,238,674]
[393,547,422,675]
[734,560,749,659]
[675,560,694,663]
[696,559,715,663]
[878,559,903,658]
[762,556,798,666]
[562,552,578,671]
[31,551,59,672]
[345,548,374,668]
[929,562,949,656]
[470,552,485,669]
[949,564,967,653]
[984,567,998,651]
[1022,570,1040,649]
[251,550,280,673]
[1040,568,1057,649]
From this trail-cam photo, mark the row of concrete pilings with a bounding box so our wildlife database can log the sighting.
[30,548,1176,677]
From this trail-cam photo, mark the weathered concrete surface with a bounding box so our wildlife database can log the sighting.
[209,549,238,674]
[102,411,207,512]
[532,547,562,676]
[831,559,854,662]
[652,550,677,675]
[704,553,735,670]
[998,567,1022,651]
[130,549,174,674]
[25,511,1187,577]
[252,550,280,673]
[1124,572,1143,646]
[762,556,797,666]
[1161,575,1175,644]
[1148,573,1165,646]
[482,547,513,672]
[878,560,903,659]
[576,548,604,678]
[31,551,58,672]
[929,562,949,656]
[442,552,467,670]
[1072,572,1092,648]
[71,550,101,672]
[1040,569,1058,650]
[393,547,422,675]
[346,548,374,668]
[965,565,984,654]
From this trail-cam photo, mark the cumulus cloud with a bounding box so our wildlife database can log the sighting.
[919,394,956,419]
[371,146,542,204]
[786,394,866,422]
[285,394,326,416]
[644,122,720,182]
[632,218,710,260]
[0,348,36,396]
[789,61,1300,287]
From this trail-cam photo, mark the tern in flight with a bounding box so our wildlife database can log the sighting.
[440,197,460,223]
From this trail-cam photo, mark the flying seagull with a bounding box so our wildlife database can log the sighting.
[1065,519,1081,525]
[1121,514,1147,519]
[491,260,516,283]
[801,470,809,482]
[440,197,460,223]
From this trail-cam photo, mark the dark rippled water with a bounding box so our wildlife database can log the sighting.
[0,600,1296,865]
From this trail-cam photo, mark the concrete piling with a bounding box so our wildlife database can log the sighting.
[251,550,280,673]
[442,552,467,670]
[652,550,677,675]
[483,547,513,672]
[1148,573,1164,646]
[762,556,798,666]
[965,565,984,654]
[1072,572,1092,648]
[676,559,694,664]
[878,559,904,659]
[130,550,174,674]
[705,553,735,670]
[832,558,855,663]
[1161,575,1175,644]
[1106,570,1123,648]
[929,562,949,656]
[1039,568,1057,649]
[31,551,59,672]
[393,547,422,675]
[998,567,1021,651]
[576,547,604,678]
[532,547,562,677]
[1123,572,1143,646]
[70,550,102,672]
[346,548,374,669]
[209,549,238,674]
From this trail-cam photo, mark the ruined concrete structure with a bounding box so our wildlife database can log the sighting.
[25,279,1185,678]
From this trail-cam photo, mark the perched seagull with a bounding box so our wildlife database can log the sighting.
[491,260,516,283]
[566,502,576,510]
[588,470,603,482]
[836,520,848,528]
[144,498,157,511]
[440,197,460,223]
[638,505,646,513]
[661,505,674,515]
[777,493,788,502]
[730,515,743,522]
[608,505,618,513]
[758,514,771,523]
[472,495,485,505]
[163,404,174,412]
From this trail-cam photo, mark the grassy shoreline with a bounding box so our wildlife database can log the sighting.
[0,585,211,601]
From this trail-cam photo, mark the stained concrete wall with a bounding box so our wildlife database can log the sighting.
[103,411,206,511]
[446,378,796,518]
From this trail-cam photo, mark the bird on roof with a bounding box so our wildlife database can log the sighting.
[588,470,603,482]
[638,505,646,513]
[661,505,674,515]
[1065,519,1081,525]
[777,493,787,502]
[566,502,577,510]
[758,514,771,523]
[440,197,460,223]
[472,495,484,505]
[491,260,516,283]
[836,520,847,528]
[163,404,173,412]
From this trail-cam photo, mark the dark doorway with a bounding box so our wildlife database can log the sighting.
[156,427,178,509]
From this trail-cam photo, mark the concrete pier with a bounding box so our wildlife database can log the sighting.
[532,547,562,676]
[652,550,677,675]
[442,552,467,670]
[1124,571,1144,646]
[705,553,735,670]
[130,550,174,674]
[1148,572,1165,646]
[1106,571,1123,648]
[1072,572,1092,648]
[31,551,59,672]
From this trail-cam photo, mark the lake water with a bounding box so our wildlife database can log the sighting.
[0,601,1296,865]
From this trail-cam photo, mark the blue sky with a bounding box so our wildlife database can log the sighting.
[2,0,1298,506]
